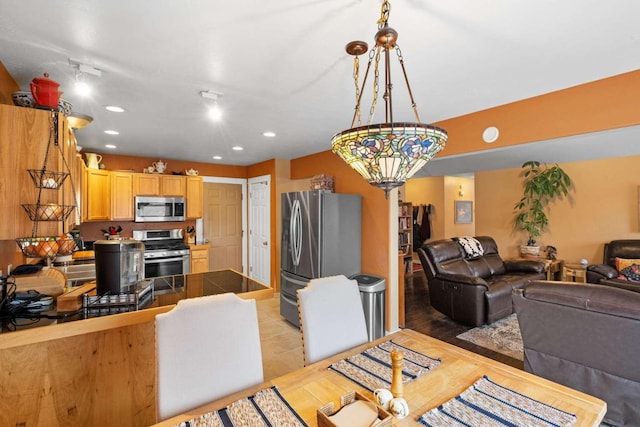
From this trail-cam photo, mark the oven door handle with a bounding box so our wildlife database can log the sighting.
[144,257,187,264]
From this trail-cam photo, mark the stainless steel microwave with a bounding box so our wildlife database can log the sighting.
[135,196,185,222]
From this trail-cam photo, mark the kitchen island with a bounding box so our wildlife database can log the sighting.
[0,269,272,427]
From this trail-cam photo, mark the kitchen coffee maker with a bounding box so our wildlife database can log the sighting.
[94,239,144,294]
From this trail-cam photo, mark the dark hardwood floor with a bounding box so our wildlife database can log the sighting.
[404,268,524,370]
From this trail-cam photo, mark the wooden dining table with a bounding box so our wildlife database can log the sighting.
[154,329,606,426]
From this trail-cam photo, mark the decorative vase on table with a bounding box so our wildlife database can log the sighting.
[520,244,540,258]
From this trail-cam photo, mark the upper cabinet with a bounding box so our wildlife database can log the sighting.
[111,171,134,220]
[0,105,79,240]
[186,176,203,219]
[81,172,204,221]
[133,174,186,197]
[161,175,186,197]
[133,173,160,196]
[84,168,111,221]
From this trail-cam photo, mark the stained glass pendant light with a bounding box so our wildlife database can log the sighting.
[331,0,448,198]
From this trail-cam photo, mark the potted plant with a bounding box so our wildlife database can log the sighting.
[513,161,572,257]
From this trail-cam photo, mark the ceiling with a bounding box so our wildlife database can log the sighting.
[1,0,639,177]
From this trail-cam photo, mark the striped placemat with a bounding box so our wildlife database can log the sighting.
[418,376,577,427]
[176,386,308,427]
[329,340,441,392]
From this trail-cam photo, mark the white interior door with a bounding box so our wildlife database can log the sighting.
[249,175,271,285]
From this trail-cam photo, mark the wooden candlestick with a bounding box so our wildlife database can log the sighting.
[390,349,404,398]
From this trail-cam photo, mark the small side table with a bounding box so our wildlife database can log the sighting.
[545,259,564,281]
[563,263,587,283]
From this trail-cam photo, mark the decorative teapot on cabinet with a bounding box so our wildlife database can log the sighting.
[152,160,167,173]
[30,73,62,109]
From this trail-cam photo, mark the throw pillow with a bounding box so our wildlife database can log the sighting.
[455,236,484,259]
[615,257,640,273]
[619,264,640,282]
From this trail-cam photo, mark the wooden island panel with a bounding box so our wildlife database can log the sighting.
[0,316,161,426]
[0,269,273,426]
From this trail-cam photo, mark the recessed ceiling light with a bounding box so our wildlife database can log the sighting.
[104,130,119,135]
[213,155,222,160]
[232,146,243,151]
[105,144,117,149]
[105,105,125,113]
[263,131,276,137]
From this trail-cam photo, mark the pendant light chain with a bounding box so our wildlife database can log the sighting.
[352,55,362,126]
[368,47,381,125]
[350,48,374,128]
[396,45,421,123]
[367,0,391,124]
[378,1,391,30]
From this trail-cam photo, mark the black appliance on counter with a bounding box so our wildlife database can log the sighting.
[94,239,145,295]
[132,229,190,287]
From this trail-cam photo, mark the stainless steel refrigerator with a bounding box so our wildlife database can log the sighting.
[280,190,362,326]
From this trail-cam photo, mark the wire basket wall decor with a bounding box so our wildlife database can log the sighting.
[27,168,70,189]
[15,236,78,258]
[21,203,75,221]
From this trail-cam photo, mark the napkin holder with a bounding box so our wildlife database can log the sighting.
[317,391,392,427]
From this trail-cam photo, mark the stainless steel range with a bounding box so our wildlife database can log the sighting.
[132,229,190,281]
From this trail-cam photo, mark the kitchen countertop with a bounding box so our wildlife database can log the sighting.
[0,269,272,335]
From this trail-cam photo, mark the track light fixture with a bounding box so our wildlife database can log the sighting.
[200,90,224,121]
[68,59,102,77]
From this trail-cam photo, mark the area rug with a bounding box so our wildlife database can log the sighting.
[456,314,523,361]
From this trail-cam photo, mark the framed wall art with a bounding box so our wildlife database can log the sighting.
[455,200,473,224]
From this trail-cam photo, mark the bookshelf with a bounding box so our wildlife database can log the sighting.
[399,201,413,275]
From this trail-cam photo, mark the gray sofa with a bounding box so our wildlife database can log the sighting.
[417,236,546,326]
[513,281,640,426]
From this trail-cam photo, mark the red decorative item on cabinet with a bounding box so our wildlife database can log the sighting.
[30,73,63,109]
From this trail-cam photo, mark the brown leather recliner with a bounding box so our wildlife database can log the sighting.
[586,239,640,293]
[417,236,545,326]
[513,281,640,426]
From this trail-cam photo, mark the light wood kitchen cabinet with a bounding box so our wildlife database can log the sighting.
[84,169,111,221]
[161,175,186,197]
[0,105,77,239]
[186,176,203,218]
[133,173,160,196]
[111,171,134,220]
[190,244,210,273]
[60,121,82,230]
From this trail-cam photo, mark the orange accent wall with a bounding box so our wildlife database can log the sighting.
[433,70,640,157]
[247,159,275,178]
[290,151,391,284]
[476,155,640,264]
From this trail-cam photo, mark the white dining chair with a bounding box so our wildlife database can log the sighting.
[155,293,264,421]
[297,275,369,365]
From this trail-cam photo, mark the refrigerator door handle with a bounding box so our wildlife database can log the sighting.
[291,199,302,266]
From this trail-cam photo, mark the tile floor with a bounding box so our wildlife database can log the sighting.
[255,293,305,381]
